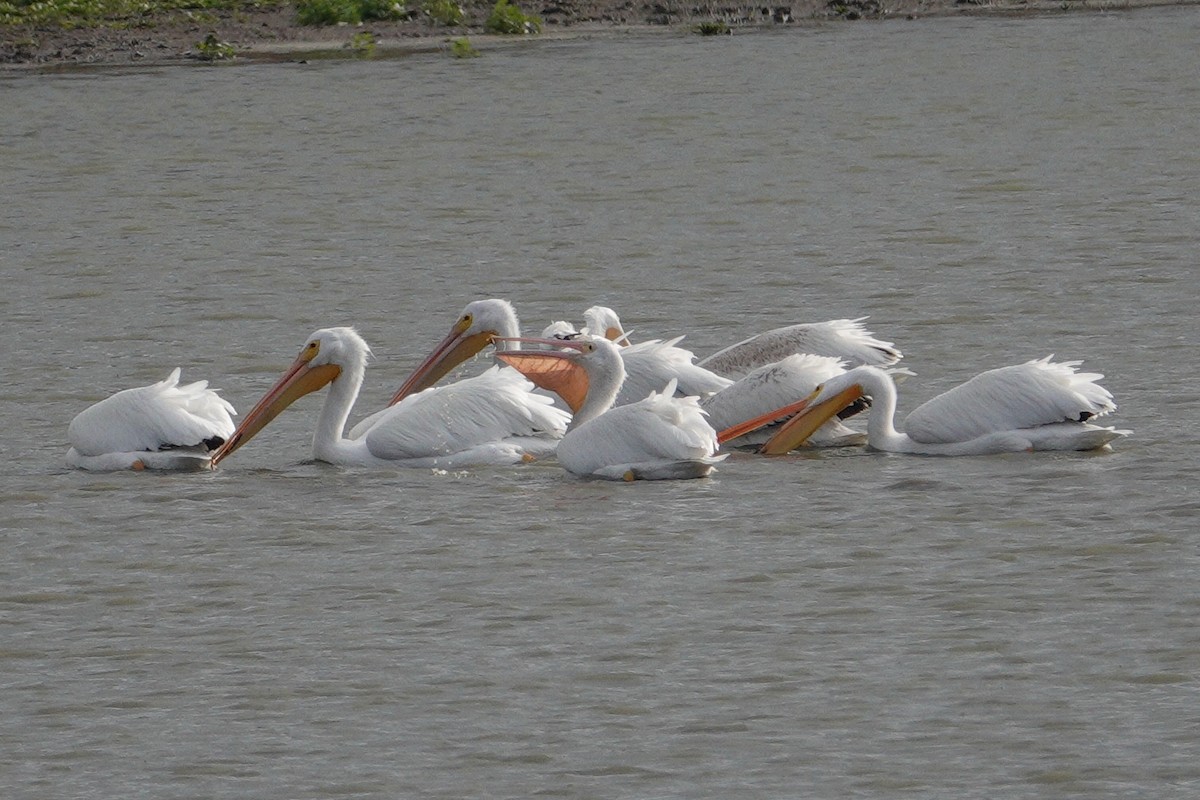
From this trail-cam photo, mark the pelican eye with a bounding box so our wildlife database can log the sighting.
[296,340,321,362]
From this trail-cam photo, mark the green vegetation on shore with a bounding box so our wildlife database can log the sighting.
[0,0,279,27]
[1,0,538,29]
[293,0,407,25]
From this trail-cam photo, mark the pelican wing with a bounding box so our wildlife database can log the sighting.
[903,357,1117,445]
[68,368,236,457]
[616,337,733,406]
[699,318,902,378]
[362,366,569,460]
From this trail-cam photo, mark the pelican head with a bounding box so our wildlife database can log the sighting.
[754,370,870,454]
[582,306,631,346]
[210,327,369,467]
[539,320,580,340]
[388,298,519,406]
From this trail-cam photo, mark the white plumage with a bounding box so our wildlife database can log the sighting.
[616,336,734,406]
[67,368,236,471]
[210,327,566,469]
[568,305,902,377]
[901,357,1115,444]
[697,317,902,377]
[581,305,632,345]
[359,366,567,465]
[542,316,734,406]
[761,357,1129,456]
[560,377,723,481]
[498,335,725,481]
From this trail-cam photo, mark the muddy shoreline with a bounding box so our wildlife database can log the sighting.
[1,0,1191,69]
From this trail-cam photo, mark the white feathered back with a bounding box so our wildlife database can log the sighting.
[68,368,236,456]
[363,366,568,459]
[557,378,718,474]
[616,337,733,406]
[699,318,901,378]
[903,356,1116,445]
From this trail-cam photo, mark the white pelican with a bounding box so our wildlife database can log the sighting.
[66,368,236,471]
[496,335,725,481]
[383,298,523,406]
[576,305,903,377]
[209,327,567,469]
[343,297,567,437]
[754,357,1129,456]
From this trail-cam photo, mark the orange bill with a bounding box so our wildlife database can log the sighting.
[210,349,340,467]
[759,383,865,455]
[388,320,496,406]
[714,393,817,446]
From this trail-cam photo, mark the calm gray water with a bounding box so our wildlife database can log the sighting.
[2,8,1199,798]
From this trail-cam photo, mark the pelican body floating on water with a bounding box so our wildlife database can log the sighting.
[66,368,236,471]
[497,335,725,481]
[757,357,1129,456]
[209,327,567,469]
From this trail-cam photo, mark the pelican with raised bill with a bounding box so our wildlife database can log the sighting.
[750,357,1129,456]
[208,327,567,469]
[66,368,236,470]
[496,335,725,481]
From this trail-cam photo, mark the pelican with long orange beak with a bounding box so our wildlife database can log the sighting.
[745,357,1129,456]
[209,327,566,469]
[347,298,554,439]
[384,298,522,407]
[496,335,725,481]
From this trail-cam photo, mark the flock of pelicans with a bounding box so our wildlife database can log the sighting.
[65,300,1130,480]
